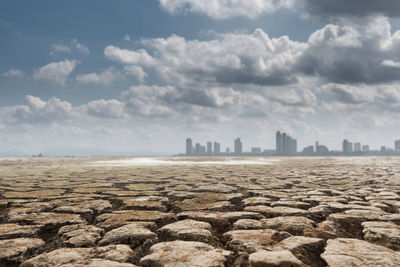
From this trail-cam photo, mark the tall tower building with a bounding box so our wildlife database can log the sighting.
[282,133,288,156]
[395,140,400,151]
[213,142,221,155]
[276,131,282,155]
[207,142,212,156]
[186,138,193,156]
[234,138,243,155]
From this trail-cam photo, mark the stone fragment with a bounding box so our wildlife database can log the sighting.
[99,222,157,246]
[7,212,85,226]
[157,219,213,243]
[117,196,168,211]
[223,229,291,253]
[243,197,271,207]
[245,206,309,218]
[321,238,400,266]
[261,216,316,235]
[0,238,44,264]
[249,250,304,267]
[53,206,93,222]
[362,221,400,250]
[58,224,104,247]
[0,223,41,239]
[96,210,175,230]
[20,245,135,267]
[277,236,325,266]
[178,211,263,231]
[140,240,233,267]
[233,219,264,230]
[271,201,311,209]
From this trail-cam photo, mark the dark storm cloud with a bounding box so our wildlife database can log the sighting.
[302,0,400,19]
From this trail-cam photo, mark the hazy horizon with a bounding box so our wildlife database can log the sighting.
[2,1,400,155]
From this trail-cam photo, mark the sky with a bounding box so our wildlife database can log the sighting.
[2,0,400,156]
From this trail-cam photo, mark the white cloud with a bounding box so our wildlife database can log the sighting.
[33,59,77,85]
[50,45,72,56]
[107,29,305,88]
[121,85,179,117]
[72,39,90,55]
[123,65,148,82]
[0,95,73,124]
[159,0,294,19]
[381,60,400,68]
[2,68,23,78]
[85,99,125,119]
[104,45,156,67]
[50,39,89,57]
[76,68,120,85]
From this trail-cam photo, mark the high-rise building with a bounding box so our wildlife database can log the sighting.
[207,142,212,156]
[395,140,400,151]
[287,136,297,155]
[282,133,287,155]
[213,142,221,155]
[186,138,193,156]
[234,138,243,155]
[362,145,370,152]
[276,131,282,154]
[342,139,353,154]
[354,143,361,152]
[195,143,201,155]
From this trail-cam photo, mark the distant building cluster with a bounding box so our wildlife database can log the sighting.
[186,138,222,156]
[184,132,400,157]
[275,131,297,156]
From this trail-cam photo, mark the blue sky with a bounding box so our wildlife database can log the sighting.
[1,0,400,155]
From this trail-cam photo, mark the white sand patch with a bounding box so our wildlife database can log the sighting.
[89,157,280,167]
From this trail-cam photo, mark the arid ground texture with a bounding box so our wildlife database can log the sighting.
[1,157,400,266]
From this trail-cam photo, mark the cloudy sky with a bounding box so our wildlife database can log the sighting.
[2,0,400,155]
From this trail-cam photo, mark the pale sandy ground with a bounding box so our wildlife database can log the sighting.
[0,157,400,267]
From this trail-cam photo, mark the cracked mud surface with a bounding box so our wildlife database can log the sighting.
[0,157,400,266]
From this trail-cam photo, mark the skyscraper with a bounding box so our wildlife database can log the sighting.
[234,138,243,155]
[186,138,192,156]
[343,139,353,154]
[282,132,287,155]
[395,140,400,151]
[207,142,212,156]
[276,131,282,155]
[213,142,221,155]
[354,143,361,152]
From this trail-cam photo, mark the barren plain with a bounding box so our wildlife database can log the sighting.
[1,157,400,266]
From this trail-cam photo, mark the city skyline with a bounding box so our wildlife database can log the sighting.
[184,132,400,157]
[2,1,400,155]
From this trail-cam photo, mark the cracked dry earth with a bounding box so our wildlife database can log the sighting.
[1,157,400,267]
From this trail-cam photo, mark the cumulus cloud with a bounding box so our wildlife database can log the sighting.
[107,29,304,88]
[123,65,148,82]
[158,0,294,19]
[320,83,400,112]
[2,68,23,77]
[104,19,400,87]
[121,85,179,117]
[50,39,90,56]
[33,59,77,85]
[301,0,400,20]
[85,99,125,119]
[72,39,90,55]
[104,45,156,67]
[296,17,400,84]
[0,95,73,124]
[76,68,120,85]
